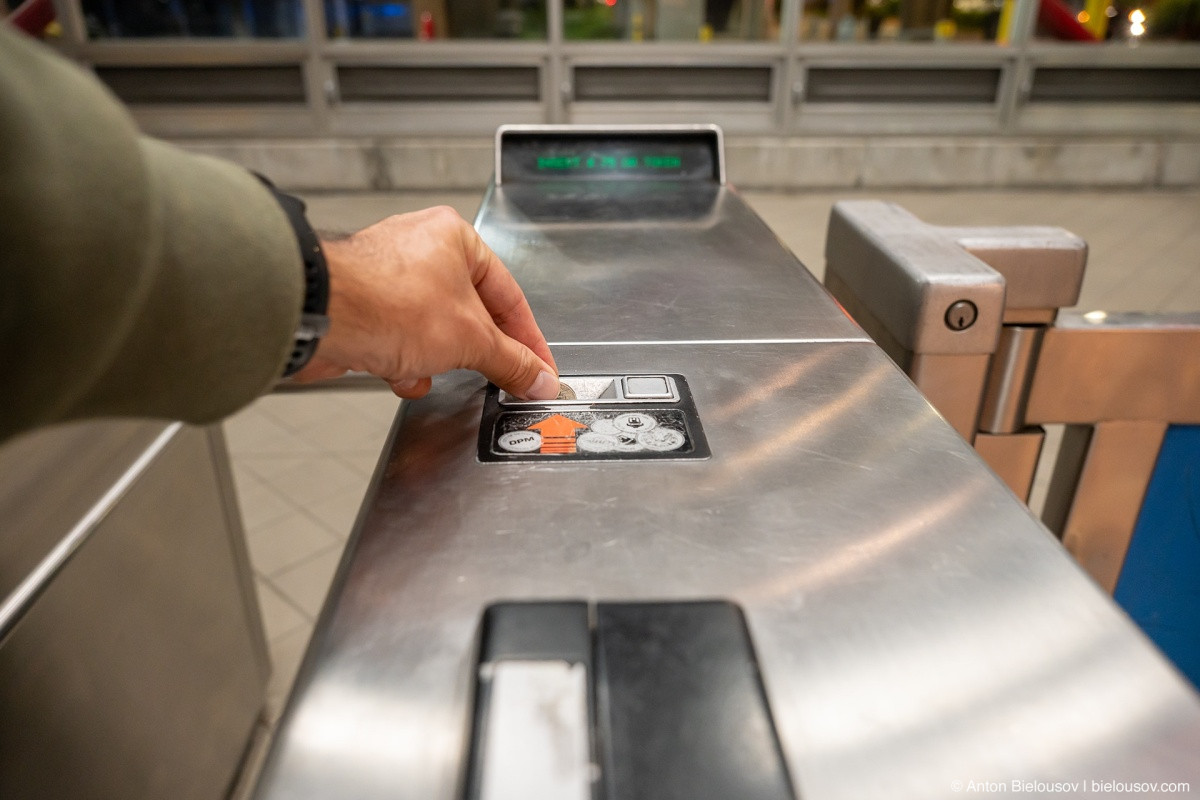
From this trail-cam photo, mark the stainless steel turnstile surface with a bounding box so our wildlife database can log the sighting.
[0,421,269,800]
[476,182,864,345]
[254,127,1200,800]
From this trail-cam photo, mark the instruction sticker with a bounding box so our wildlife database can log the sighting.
[477,374,709,463]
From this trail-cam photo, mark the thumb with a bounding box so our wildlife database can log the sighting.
[476,330,560,401]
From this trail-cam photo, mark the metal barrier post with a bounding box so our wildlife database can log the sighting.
[1025,312,1200,590]
[825,200,1085,502]
[825,203,1200,597]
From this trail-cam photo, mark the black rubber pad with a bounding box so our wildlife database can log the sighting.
[593,601,796,800]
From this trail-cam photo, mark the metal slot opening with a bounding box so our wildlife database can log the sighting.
[499,375,679,406]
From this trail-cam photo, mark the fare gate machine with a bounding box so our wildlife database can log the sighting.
[253,127,1200,800]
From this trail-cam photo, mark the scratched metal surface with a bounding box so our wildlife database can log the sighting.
[255,341,1200,800]
[473,181,866,345]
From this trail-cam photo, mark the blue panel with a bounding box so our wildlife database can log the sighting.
[1114,424,1200,689]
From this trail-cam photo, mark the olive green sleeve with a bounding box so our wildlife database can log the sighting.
[0,27,304,443]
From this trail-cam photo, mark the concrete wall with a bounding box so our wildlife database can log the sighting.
[177,136,1200,192]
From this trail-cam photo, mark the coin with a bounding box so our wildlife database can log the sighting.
[556,382,577,400]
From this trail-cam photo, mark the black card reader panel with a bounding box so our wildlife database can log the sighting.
[594,602,797,800]
[463,600,796,800]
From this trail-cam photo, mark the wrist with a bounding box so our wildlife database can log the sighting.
[310,236,372,373]
[256,175,330,377]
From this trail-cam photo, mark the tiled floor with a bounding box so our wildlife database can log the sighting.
[226,188,1200,795]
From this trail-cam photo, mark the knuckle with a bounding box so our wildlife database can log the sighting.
[428,205,462,227]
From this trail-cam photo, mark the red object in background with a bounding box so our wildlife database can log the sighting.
[419,11,435,40]
[1039,0,1100,40]
[8,0,56,35]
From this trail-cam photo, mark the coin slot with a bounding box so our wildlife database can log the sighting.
[500,375,680,406]
[500,376,618,406]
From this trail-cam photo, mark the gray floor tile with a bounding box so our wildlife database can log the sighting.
[254,392,355,435]
[287,405,393,454]
[249,510,342,578]
[230,459,261,498]
[249,455,365,510]
[236,454,318,485]
[337,391,404,428]
[270,545,345,618]
[233,475,297,533]
[335,448,389,479]
[224,404,319,456]
[303,489,368,539]
[254,577,310,642]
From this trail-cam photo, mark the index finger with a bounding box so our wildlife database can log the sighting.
[461,224,558,374]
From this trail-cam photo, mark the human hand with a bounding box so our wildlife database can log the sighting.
[292,206,559,401]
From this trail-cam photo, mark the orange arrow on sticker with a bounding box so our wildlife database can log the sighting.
[528,414,589,455]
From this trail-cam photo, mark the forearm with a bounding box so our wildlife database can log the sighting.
[0,26,302,442]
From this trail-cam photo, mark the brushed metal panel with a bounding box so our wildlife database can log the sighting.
[478,183,864,345]
[255,343,1200,800]
[974,428,1045,502]
[1026,313,1200,425]
[1062,420,1167,594]
[0,420,165,602]
[910,352,992,441]
[0,425,268,800]
[944,225,1086,312]
[978,325,1045,435]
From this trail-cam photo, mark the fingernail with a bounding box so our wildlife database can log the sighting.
[391,378,419,392]
[523,371,559,401]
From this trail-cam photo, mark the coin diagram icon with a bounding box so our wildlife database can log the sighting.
[613,433,642,451]
[614,413,657,434]
[589,418,619,436]
[577,432,618,453]
[497,430,542,452]
[638,428,685,451]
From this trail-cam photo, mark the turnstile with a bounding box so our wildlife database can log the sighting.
[253,126,1200,800]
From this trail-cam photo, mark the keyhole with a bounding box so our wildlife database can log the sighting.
[944,300,978,331]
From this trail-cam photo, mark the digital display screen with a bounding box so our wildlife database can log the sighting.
[500,132,719,183]
[536,153,684,171]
